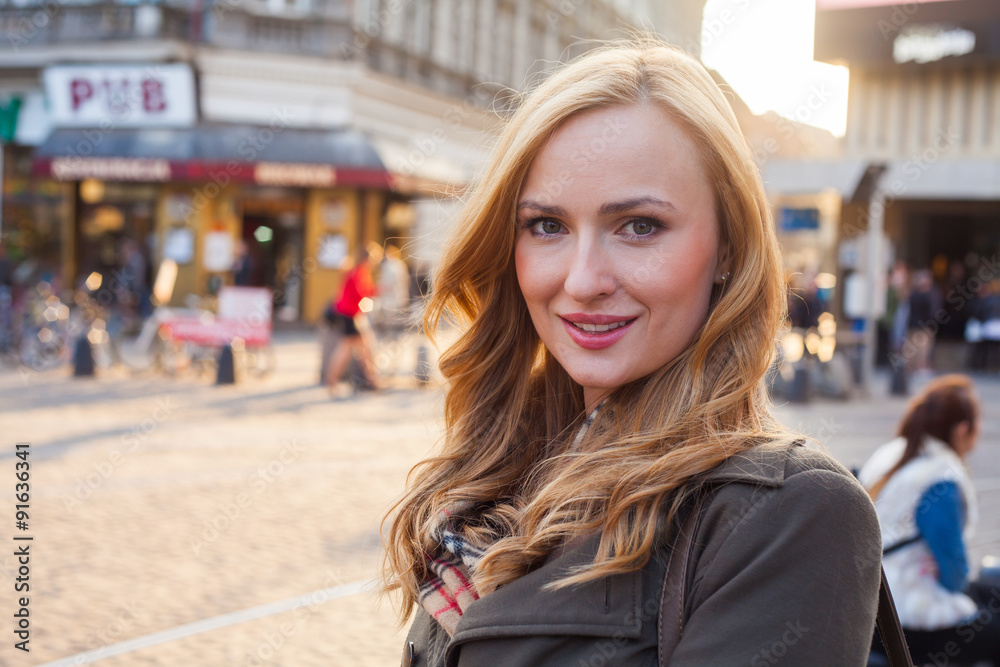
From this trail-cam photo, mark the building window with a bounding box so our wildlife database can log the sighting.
[495,0,514,86]
[413,0,431,55]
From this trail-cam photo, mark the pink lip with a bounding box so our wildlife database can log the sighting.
[560,314,637,350]
[561,312,636,325]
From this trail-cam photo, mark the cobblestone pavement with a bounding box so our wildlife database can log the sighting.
[0,329,997,667]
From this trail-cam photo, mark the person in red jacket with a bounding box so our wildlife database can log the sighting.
[326,248,379,392]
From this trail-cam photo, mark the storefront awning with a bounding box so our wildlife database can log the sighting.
[31,125,393,189]
[761,159,869,198]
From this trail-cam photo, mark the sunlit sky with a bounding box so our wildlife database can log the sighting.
[700,0,850,136]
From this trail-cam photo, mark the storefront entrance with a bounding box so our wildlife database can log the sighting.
[74,180,155,314]
[239,188,305,322]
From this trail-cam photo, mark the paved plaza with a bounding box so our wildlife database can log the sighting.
[0,330,998,667]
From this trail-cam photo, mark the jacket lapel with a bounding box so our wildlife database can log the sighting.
[446,534,644,656]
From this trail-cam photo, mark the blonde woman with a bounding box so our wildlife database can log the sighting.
[383,39,883,665]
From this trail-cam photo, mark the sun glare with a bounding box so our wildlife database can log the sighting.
[701,0,850,137]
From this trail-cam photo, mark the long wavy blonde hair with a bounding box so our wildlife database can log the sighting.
[382,37,793,618]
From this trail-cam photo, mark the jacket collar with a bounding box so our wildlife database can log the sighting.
[698,441,800,488]
[445,533,645,663]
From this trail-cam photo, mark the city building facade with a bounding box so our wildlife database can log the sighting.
[764,0,1000,379]
[0,0,704,321]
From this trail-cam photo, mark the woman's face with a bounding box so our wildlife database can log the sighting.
[515,104,723,410]
[952,417,980,458]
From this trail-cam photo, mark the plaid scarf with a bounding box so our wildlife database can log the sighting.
[418,403,602,635]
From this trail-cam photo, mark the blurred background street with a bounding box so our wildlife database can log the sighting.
[0,332,998,666]
[0,331,1000,667]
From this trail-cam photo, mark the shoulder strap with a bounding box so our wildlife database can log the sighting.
[882,535,921,557]
[877,566,914,666]
[657,495,704,666]
[657,503,915,666]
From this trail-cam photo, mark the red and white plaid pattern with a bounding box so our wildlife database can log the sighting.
[418,503,485,635]
[418,402,603,635]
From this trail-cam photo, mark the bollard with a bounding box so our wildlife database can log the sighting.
[788,366,810,403]
[73,335,96,377]
[216,341,236,385]
[414,343,431,386]
[889,362,908,396]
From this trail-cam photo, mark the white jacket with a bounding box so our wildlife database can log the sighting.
[858,436,978,630]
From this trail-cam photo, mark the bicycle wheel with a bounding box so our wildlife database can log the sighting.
[243,345,276,377]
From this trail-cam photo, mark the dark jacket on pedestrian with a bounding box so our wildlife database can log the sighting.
[402,442,882,666]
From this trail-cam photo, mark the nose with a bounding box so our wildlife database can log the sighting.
[563,234,617,302]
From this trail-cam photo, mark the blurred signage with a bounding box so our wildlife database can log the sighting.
[217,286,272,323]
[779,207,821,232]
[43,64,196,128]
[203,231,234,272]
[0,96,20,142]
[894,26,975,63]
[815,0,1000,65]
[35,156,391,188]
[254,163,335,187]
[50,157,171,181]
[817,0,957,8]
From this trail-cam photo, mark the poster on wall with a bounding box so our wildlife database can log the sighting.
[203,231,234,272]
[164,228,194,264]
[318,234,348,268]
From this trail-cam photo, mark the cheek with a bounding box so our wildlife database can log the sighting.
[635,245,716,322]
[514,241,557,309]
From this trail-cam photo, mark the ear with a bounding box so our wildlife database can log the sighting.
[951,420,972,452]
[713,249,732,285]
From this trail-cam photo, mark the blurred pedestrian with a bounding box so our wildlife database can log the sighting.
[0,244,11,288]
[906,269,941,380]
[232,240,255,286]
[787,271,821,329]
[118,239,149,319]
[860,374,1000,664]
[941,260,970,340]
[377,245,410,313]
[325,247,380,393]
[969,280,1000,372]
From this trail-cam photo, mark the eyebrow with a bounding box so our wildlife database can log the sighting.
[516,196,677,217]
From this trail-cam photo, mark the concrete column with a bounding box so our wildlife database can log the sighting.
[862,186,886,392]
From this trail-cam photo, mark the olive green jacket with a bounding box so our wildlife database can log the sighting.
[402,442,883,666]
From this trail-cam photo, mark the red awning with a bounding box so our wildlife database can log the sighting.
[31,125,393,189]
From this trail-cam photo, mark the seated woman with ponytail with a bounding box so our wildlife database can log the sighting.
[381,37,883,666]
[861,374,1000,664]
